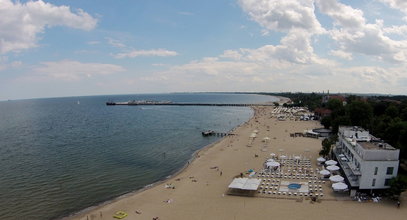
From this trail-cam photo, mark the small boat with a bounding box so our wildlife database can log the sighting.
[202,130,215,136]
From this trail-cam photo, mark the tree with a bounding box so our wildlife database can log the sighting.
[346,101,373,129]
[321,116,331,129]
[386,176,407,199]
[319,138,333,157]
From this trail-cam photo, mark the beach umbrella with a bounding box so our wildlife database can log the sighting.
[294,155,301,160]
[326,165,340,171]
[280,155,287,159]
[332,182,348,191]
[248,169,254,173]
[325,160,338,166]
[338,154,345,157]
[270,153,276,157]
[317,157,326,162]
[329,175,344,182]
[319,170,330,176]
[279,149,284,152]
[253,130,259,133]
[341,157,348,161]
[266,161,280,167]
[267,158,275,162]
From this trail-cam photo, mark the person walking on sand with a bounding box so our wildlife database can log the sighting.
[220,171,222,176]
[397,200,400,208]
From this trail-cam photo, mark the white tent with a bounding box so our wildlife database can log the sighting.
[325,160,338,166]
[266,161,280,168]
[319,169,330,176]
[317,157,326,162]
[329,175,345,182]
[326,165,340,171]
[228,178,262,191]
[332,182,348,191]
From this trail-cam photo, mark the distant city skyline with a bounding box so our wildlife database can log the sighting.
[1,0,407,100]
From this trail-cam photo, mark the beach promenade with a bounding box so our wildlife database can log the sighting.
[65,106,406,220]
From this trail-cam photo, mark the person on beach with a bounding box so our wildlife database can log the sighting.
[220,171,222,176]
[397,200,400,208]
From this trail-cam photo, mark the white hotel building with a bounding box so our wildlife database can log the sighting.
[333,126,400,195]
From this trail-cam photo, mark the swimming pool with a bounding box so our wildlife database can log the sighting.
[288,183,302,189]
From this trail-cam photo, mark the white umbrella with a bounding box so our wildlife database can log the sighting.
[270,153,276,157]
[280,155,287,159]
[253,130,259,133]
[338,154,345,157]
[325,160,338,166]
[294,156,301,160]
[329,175,344,182]
[317,157,326,162]
[319,170,330,176]
[266,161,280,167]
[326,165,340,171]
[267,158,275,162]
[279,149,284,152]
[332,182,348,190]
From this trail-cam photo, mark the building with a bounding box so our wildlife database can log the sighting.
[333,126,399,196]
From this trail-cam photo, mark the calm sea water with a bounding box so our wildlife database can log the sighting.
[0,93,277,220]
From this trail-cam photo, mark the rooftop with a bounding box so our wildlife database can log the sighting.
[359,141,396,151]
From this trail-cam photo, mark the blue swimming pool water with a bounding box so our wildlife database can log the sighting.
[288,183,302,189]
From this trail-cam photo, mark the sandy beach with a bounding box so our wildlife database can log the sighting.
[65,106,406,220]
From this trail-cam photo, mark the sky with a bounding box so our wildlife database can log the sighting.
[1,0,407,100]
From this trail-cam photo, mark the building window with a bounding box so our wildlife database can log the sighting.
[384,178,391,186]
[386,167,394,175]
[374,167,378,175]
[372,179,376,187]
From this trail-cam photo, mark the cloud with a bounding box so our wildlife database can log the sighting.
[114,49,178,58]
[106,37,126,48]
[0,0,97,54]
[238,0,324,34]
[379,0,407,20]
[35,60,125,81]
[316,0,407,63]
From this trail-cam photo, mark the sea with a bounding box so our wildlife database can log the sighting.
[0,93,278,220]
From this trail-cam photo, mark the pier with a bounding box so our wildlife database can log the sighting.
[106,101,273,107]
[202,130,234,137]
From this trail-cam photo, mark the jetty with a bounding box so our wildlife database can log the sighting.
[202,130,234,137]
[106,100,273,107]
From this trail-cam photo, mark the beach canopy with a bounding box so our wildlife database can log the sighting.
[326,165,340,171]
[329,175,345,182]
[319,169,330,176]
[228,178,261,191]
[266,161,280,168]
[317,157,326,162]
[325,160,338,166]
[280,155,287,159]
[332,182,348,191]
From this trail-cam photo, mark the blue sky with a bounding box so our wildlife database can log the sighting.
[1,0,407,100]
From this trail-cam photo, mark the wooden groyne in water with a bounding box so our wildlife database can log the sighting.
[106,101,273,107]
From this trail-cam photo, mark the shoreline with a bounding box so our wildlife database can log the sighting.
[60,107,256,220]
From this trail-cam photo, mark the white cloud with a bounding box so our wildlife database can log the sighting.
[35,60,125,81]
[0,0,97,54]
[379,0,407,20]
[106,38,126,48]
[114,49,178,59]
[316,0,407,63]
[330,50,352,60]
[238,0,324,34]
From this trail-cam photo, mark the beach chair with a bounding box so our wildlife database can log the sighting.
[278,192,281,195]
[288,192,292,196]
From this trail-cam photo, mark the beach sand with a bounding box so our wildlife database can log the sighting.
[64,106,406,220]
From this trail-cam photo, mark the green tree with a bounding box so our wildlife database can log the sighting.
[346,101,373,129]
[319,138,333,157]
[321,116,332,129]
[386,176,407,199]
